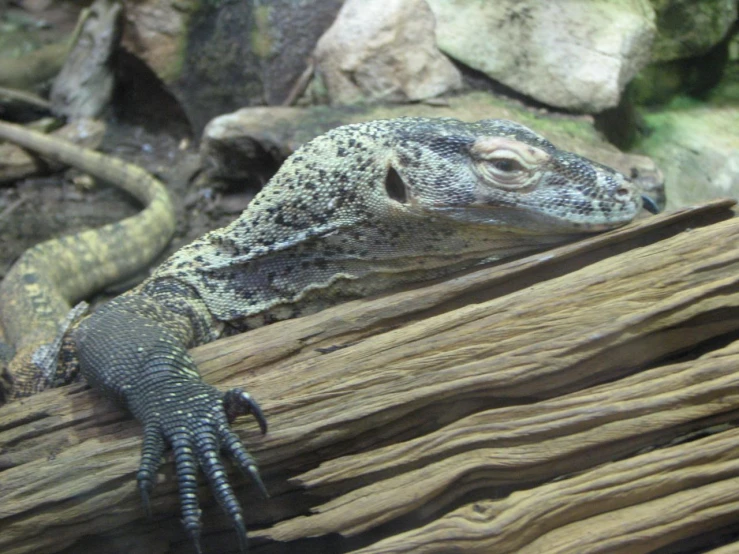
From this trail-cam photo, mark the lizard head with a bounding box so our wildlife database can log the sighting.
[168,118,659,317]
[385,118,653,234]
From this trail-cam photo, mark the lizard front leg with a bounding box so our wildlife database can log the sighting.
[73,294,267,553]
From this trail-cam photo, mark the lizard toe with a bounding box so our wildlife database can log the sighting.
[194,428,251,551]
[170,429,204,550]
[137,423,166,518]
[181,515,203,554]
[220,426,268,499]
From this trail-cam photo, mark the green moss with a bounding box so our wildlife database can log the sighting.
[635,100,739,153]
[154,0,201,83]
[0,11,50,60]
[631,62,686,105]
[649,0,736,61]
[251,5,272,59]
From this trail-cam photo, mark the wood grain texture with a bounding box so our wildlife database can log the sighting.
[1,198,738,554]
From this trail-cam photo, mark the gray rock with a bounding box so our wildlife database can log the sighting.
[631,37,732,106]
[630,1,737,105]
[706,24,739,105]
[426,0,656,113]
[649,0,737,62]
[201,91,664,206]
[637,106,739,210]
[51,0,122,119]
[313,0,462,105]
[259,0,345,105]
[201,106,301,180]
[121,0,343,134]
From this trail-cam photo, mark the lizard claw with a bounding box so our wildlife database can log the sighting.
[182,513,203,554]
[641,194,660,214]
[224,388,267,434]
[221,388,269,499]
[234,516,249,553]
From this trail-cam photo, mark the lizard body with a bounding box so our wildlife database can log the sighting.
[0,120,176,398]
[0,117,654,551]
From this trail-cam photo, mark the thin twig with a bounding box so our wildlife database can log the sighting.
[282,59,316,106]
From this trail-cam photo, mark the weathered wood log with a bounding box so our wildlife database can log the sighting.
[269,339,739,553]
[1,199,738,554]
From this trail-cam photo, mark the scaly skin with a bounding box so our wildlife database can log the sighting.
[0,120,176,398]
[0,117,656,552]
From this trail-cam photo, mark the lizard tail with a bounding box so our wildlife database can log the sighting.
[0,121,176,391]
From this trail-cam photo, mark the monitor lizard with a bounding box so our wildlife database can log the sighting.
[0,121,176,397]
[0,117,658,552]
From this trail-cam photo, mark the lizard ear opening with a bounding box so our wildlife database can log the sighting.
[385,166,408,204]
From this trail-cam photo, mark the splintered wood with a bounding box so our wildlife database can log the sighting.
[1,198,738,554]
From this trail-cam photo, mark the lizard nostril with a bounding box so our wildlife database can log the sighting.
[615,187,630,198]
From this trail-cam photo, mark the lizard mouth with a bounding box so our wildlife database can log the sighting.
[429,191,660,234]
[429,204,641,234]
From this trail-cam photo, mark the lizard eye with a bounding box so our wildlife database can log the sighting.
[489,158,525,173]
[471,137,550,192]
[385,165,408,204]
[476,152,537,191]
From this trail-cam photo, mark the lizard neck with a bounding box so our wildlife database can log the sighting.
[150,211,575,332]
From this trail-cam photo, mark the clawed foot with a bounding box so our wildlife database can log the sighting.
[135,383,268,553]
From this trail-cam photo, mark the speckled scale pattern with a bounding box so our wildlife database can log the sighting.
[146,117,640,337]
[1,116,646,551]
